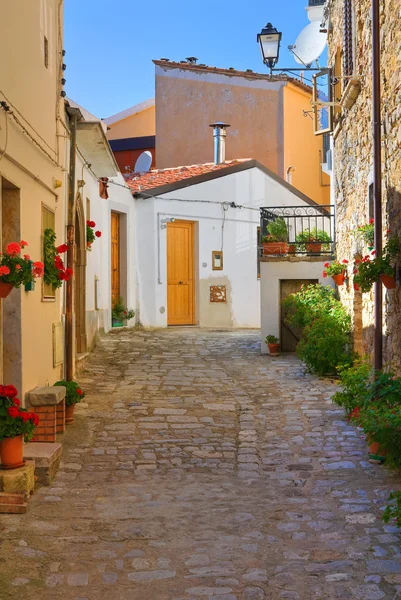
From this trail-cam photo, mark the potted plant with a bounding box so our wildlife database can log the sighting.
[261,218,289,255]
[296,228,331,254]
[265,335,280,356]
[112,297,135,327]
[0,385,39,469]
[54,381,85,424]
[43,229,73,288]
[86,221,102,251]
[0,241,44,298]
[355,219,375,251]
[353,236,399,292]
[288,243,297,255]
[322,259,349,286]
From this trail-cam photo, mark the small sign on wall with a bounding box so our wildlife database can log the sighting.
[212,251,223,270]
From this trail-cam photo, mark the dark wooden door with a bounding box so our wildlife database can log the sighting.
[280,280,318,352]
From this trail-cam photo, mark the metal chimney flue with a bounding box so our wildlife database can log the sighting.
[209,122,231,165]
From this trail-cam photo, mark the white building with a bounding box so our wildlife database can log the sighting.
[127,147,323,330]
[66,100,136,368]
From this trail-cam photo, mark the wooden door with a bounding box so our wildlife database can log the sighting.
[280,280,318,352]
[111,212,120,306]
[167,221,195,326]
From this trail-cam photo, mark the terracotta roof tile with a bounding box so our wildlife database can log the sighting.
[124,159,252,194]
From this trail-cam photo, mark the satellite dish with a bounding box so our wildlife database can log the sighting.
[134,151,152,173]
[292,21,327,67]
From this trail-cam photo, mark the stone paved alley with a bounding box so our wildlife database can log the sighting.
[1,329,401,600]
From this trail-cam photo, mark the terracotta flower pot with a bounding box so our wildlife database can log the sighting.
[263,242,289,255]
[380,274,396,289]
[368,440,387,462]
[65,404,75,424]
[306,242,322,254]
[0,435,25,470]
[332,272,346,286]
[0,281,14,299]
[288,244,296,255]
[268,343,280,356]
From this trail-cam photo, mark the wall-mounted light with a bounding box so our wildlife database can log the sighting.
[161,217,176,229]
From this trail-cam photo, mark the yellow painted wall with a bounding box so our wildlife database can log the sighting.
[283,84,330,205]
[0,0,66,397]
[107,106,155,141]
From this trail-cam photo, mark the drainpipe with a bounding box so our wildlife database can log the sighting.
[65,109,78,381]
[209,122,230,165]
[372,0,383,371]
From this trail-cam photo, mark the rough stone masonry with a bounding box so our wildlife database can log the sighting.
[0,329,401,600]
[327,0,401,368]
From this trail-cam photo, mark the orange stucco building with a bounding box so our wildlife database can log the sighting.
[105,60,330,205]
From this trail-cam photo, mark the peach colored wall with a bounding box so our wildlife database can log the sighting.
[283,85,330,205]
[155,70,283,174]
[0,0,66,397]
[107,106,156,141]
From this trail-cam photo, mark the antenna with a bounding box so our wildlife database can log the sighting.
[290,21,327,68]
[134,151,152,173]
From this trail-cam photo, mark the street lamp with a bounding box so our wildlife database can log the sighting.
[257,22,282,74]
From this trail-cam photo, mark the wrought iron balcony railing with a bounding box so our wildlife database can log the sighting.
[260,204,335,256]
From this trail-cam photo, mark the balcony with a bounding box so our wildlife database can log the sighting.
[308,0,325,6]
[259,204,335,258]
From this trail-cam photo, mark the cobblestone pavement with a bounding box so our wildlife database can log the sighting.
[1,329,401,600]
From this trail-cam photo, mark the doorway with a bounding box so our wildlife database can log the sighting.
[167,220,195,326]
[280,279,318,352]
[111,212,120,307]
[74,197,87,354]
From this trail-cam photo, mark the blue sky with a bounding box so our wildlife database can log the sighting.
[64,0,324,118]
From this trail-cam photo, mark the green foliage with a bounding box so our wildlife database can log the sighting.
[331,361,372,414]
[54,380,85,407]
[383,491,401,528]
[262,218,288,243]
[112,297,135,322]
[44,229,62,289]
[323,260,349,276]
[86,224,96,245]
[355,220,375,248]
[295,228,331,251]
[265,335,279,344]
[282,284,352,375]
[354,236,400,292]
[0,241,43,287]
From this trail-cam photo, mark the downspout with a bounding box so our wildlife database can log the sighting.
[372,0,383,371]
[66,109,78,381]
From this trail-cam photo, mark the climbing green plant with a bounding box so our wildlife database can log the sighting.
[282,284,353,375]
[43,228,72,289]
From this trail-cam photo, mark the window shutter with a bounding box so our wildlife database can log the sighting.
[343,0,354,77]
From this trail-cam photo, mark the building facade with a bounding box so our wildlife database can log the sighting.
[0,0,67,395]
[327,0,401,368]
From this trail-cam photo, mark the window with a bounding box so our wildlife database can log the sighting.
[368,183,374,221]
[42,205,56,299]
[44,36,49,68]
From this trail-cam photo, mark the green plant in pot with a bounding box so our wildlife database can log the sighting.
[296,228,331,254]
[265,334,280,356]
[112,297,135,327]
[261,218,289,255]
[0,385,39,469]
[54,380,85,424]
[353,235,400,292]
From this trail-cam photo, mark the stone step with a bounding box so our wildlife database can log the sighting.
[24,443,62,486]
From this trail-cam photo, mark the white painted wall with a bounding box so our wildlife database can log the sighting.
[135,165,319,329]
[260,259,334,354]
[74,155,136,349]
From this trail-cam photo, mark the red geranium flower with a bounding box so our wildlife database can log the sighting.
[13,398,21,407]
[76,388,83,396]
[95,231,102,238]
[0,266,10,276]
[33,261,44,277]
[355,259,360,264]
[2,385,18,398]
[322,271,327,278]
[23,254,31,260]
[7,406,19,418]
[6,242,21,256]
[56,244,68,254]
[369,218,374,224]
[371,250,376,255]
[20,240,28,248]
[354,283,360,291]
[15,264,21,271]
[32,414,40,426]
[65,268,73,277]
[89,221,96,228]
[342,259,349,264]
[324,262,330,268]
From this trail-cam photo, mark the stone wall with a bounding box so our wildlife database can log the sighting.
[327,0,401,369]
